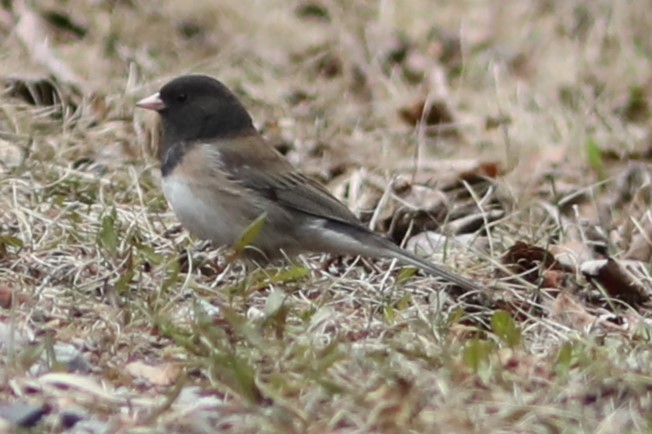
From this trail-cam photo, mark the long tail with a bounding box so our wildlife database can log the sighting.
[380,241,481,293]
[321,220,482,293]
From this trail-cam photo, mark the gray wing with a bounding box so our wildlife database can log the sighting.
[241,167,361,225]
[206,139,361,226]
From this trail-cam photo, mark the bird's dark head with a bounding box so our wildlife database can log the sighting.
[137,75,255,144]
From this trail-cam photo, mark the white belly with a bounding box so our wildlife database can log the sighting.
[162,174,246,245]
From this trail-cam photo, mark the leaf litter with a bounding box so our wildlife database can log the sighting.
[1,0,652,432]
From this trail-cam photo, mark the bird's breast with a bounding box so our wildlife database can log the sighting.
[161,172,253,246]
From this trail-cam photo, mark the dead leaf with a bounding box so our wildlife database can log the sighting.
[399,98,454,128]
[125,361,182,386]
[550,292,618,332]
[382,183,450,241]
[503,241,569,285]
[460,161,502,181]
[623,211,652,261]
[541,269,569,289]
[549,241,595,269]
[624,231,652,262]
[605,165,652,261]
[397,159,503,189]
[335,160,503,244]
[581,258,650,305]
[0,285,30,309]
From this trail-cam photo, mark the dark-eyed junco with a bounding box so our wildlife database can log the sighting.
[136,75,480,291]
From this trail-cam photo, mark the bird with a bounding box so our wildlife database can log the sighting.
[136,74,481,292]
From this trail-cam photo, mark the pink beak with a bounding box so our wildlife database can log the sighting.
[136,92,166,111]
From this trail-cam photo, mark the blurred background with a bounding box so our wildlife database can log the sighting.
[4,0,651,180]
[5,0,652,241]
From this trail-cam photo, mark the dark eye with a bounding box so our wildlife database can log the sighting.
[176,93,188,103]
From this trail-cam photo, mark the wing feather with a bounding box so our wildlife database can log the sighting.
[201,137,361,226]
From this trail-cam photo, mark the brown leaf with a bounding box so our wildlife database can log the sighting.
[460,161,502,181]
[503,241,569,284]
[332,163,502,243]
[623,213,652,262]
[549,241,595,269]
[359,178,455,243]
[399,98,454,127]
[581,258,650,305]
[398,159,503,188]
[0,286,11,309]
[625,234,652,262]
[125,361,182,386]
[550,292,603,331]
[0,285,30,309]
[541,270,569,290]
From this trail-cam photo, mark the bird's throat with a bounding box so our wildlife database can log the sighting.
[160,141,193,177]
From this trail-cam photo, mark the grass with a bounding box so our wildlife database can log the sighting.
[2,0,652,432]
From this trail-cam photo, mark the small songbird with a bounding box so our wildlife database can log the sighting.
[136,75,480,292]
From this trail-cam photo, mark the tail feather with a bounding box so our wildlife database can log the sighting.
[319,220,481,292]
[383,243,481,293]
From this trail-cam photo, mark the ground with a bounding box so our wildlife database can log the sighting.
[1,0,652,433]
